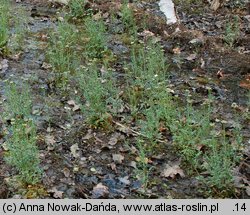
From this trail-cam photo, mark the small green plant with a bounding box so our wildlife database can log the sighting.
[68,0,88,18]
[0,0,10,50]
[0,17,8,49]
[170,95,241,195]
[171,101,213,171]
[8,7,28,52]
[129,42,167,90]
[126,42,170,186]
[3,82,41,185]
[199,124,241,196]
[5,119,42,185]
[202,138,236,194]
[84,18,107,58]
[134,139,151,188]
[104,67,124,116]
[125,85,142,118]
[224,16,240,47]
[4,81,32,118]
[120,1,137,35]
[77,64,112,128]
[140,107,161,151]
[154,89,177,126]
[126,41,167,111]
[47,21,79,87]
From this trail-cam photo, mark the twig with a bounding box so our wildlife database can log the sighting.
[112,120,169,144]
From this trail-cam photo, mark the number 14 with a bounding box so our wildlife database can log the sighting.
[235,203,246,211]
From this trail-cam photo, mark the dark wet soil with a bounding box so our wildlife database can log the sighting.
[0,0,249,199]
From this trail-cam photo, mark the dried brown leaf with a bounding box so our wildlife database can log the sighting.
[210,0,220,11]
[48,187,64,199]
[119,176,130,185]
[41,62,52,70]
[92,183,109,199]
[173,47,181,54]
[67,100,80,111]
[70,144,80,158]
[0,59,8,72]
[186,53,197,61]
[162,164,185,179]
[45,135,56,151]
[63,167,70,178]
[108,133,120,146]
[83,129,93,140]
[112,154,124,164]
[129,161,137,169]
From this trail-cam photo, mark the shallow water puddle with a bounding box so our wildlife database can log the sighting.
[158,0,178,24]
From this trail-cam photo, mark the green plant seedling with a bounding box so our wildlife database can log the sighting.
[4,81,32,118]
[47,21,79,88]
[5,119,42,185]
[0,0,10,50]
[120,1,137,35]
[3,82,41,185]
[77,64,111,128]
[84,18,108,59]
[224,16,240,47]
[68,0,88,18]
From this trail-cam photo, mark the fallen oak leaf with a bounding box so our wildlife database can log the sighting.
[129,161,137,169]
[189,37,204,46]
[138,30,155,38]
[239,75,250,89]
[112,154,124,164]
[48,187,64,199]
[83,130,93,140]
[91,183,109,199]
[41,62,52,70]
[45,135,56,151]
[67,100,80,111]
[67,100,75,106]
[110,162,117,172]
[210,0,220,11]
[185,53,197,61]
[108,132,120,146]
[119,176,130,185]
[63,167,71,178]
[161,164,185,179]
[70,144,80,158]
[173,47,181,54]
[0,59,8,72]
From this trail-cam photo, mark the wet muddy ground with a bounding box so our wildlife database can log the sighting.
[0,0,249,198]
